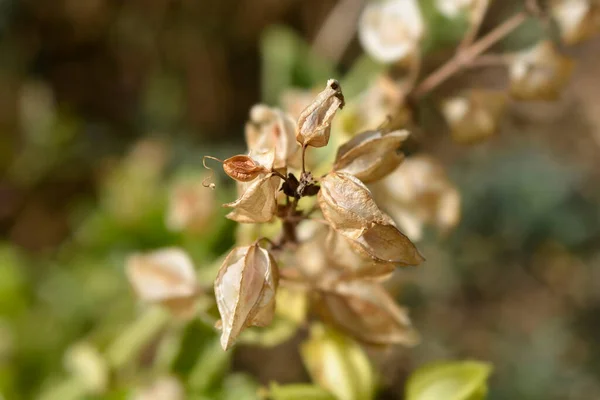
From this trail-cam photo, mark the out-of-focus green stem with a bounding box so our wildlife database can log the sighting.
[106,306,171,369]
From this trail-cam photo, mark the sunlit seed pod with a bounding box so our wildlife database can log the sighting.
[551,0,600,45]
[318,172,424,266]
[223,155,267,182]
[125,248,199,317]
[314,281,420,346]
[441,90,507,144]
[246,105,299,168]
[223,174,280,223]
[214,244,279,350]
[334,129,409,183]
[296,79,345,148]
[509,41,575,101]
[358,0,424,64]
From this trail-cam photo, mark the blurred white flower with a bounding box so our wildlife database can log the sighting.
[551,0,600,45]
[359,0,424,63]
[64,342,108,394]
[436,0,488,22]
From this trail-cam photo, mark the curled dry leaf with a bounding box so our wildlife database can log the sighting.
[334,129,409,183]
[315,280,420,346]
[509,41,574,101]
[441,90,507,144]
[296,79,345,148]
[246,105,299,168]
[166,178,215,232]
[551,0,600,45]
[358,0,424,63]
[214,244,279,350]
[370,155,461,241]
[223,155,267,182]
[126,248,199,318]
[224,174,280,223]
[319,172,424,265]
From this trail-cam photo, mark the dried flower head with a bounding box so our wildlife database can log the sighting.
[214,243,279,350]
[551,0,600,45]
[358,0,425,63]
[509,41,575,101]
[126,248,199,317]
[334,129,409,183]
[296,79,345,148]
[371,156,461,241]
[441,90,507,144]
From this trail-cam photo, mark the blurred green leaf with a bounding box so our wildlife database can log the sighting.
[406,360,492,400]
[301,324,375,400]
[269,382,336,400]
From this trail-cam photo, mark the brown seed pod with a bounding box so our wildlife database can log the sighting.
[223,155,267,182]
[296,79,345,148]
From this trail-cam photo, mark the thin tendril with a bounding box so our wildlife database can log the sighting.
[202,156,224,189]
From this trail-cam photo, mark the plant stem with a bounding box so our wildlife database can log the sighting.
[301,144,308,173]
[413,11,528,98]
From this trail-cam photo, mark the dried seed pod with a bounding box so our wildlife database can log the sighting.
[318,172,424,265]
[315,281,420,346]
[370,155,461,241]
[224,174,280,223]
[334,130,409,183]
[126,248,199,317]
[358,0,424,63]
[296,79,345,148]
[551,0,600,45]
[246,105,299,168]
[509,41,574,101]
[441,90,507,144]
[326,228,396,280]
[214,244,279,350]
[223,155,267,182]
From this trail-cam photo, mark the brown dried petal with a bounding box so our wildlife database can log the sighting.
[223,155,266,182]
[509,41,574,101]
[224,174,280,223]
[316,281,420,346]
[296,79,345,148]
[334,130,409,183]
[214,244,279,350]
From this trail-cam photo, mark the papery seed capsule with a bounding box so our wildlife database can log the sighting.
[223,155,266,182]
[214,244,279,350]
[296,79,345,148]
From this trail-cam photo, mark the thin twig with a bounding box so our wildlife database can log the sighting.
[413,11,528,98]
[457,1,489,52]
[301,144,308,173]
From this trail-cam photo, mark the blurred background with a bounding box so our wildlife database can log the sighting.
[1,0,600,399]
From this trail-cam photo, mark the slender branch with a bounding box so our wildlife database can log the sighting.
[458,1,489,52]
[301,144,308,173]
[270,169,287,181]
[413,11,528,98]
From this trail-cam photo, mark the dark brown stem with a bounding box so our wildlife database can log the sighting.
[413,11,528,98]
[271,169,287,181]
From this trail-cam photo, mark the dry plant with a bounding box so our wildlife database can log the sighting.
[122,0,600,398]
